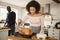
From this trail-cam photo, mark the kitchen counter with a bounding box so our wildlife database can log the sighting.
[8,35,57,40]
[0,27,10,40]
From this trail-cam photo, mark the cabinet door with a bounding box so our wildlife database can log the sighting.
[48,30,54,37]
[53,34,59,40]
[48,29,60,40]
[53,29,60,40]
[53,29,60,34]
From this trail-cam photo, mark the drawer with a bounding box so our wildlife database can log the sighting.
[48,29,59,34]
[51,32,59,37]
[48,32,59,37]
[48,34,53,37]
[53,32,59,35]
[51,33,59,40]
[48,33,54,37]
[48,30,53,33]
[48,29,60,40]
[53,35,59,40]
[53,29,59,34]
[48,29,53,31]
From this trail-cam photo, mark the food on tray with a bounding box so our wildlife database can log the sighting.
[0,27,8,30]
[19,28,33,35]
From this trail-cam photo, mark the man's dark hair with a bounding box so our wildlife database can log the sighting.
[7,6,11,12]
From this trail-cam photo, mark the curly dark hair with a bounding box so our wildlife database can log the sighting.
[26,1,40,14]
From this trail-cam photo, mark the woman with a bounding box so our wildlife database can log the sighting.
[20,1,44,34]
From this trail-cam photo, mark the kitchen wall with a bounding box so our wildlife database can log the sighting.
[50,2,60,26]
[43,2,60,27]
[50,2,60,21]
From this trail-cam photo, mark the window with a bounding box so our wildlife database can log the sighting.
[0,7,7,20]
[0,6,18,23]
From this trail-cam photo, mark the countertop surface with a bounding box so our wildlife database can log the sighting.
[0,27,10,31]
[8,35,57,40]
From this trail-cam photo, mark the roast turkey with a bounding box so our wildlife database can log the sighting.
[19,28,33,35]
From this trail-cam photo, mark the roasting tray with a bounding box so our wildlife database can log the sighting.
[15,32,36,38]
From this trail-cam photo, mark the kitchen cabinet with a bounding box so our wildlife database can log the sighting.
[0,28,10,40]
[48,28,60,40]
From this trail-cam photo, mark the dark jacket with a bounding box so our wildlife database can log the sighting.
[6,11,16,26]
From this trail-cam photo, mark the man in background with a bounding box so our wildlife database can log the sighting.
[5,6,16,36]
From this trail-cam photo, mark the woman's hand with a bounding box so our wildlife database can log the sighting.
[18,19,23,26]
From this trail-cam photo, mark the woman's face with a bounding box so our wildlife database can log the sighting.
[30,7,36,14]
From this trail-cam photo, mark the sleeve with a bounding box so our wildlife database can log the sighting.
[21,15,29,24]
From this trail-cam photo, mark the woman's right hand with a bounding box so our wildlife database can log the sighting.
[18,19,23,26]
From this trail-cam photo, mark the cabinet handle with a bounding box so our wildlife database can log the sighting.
[52,33,55,35]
